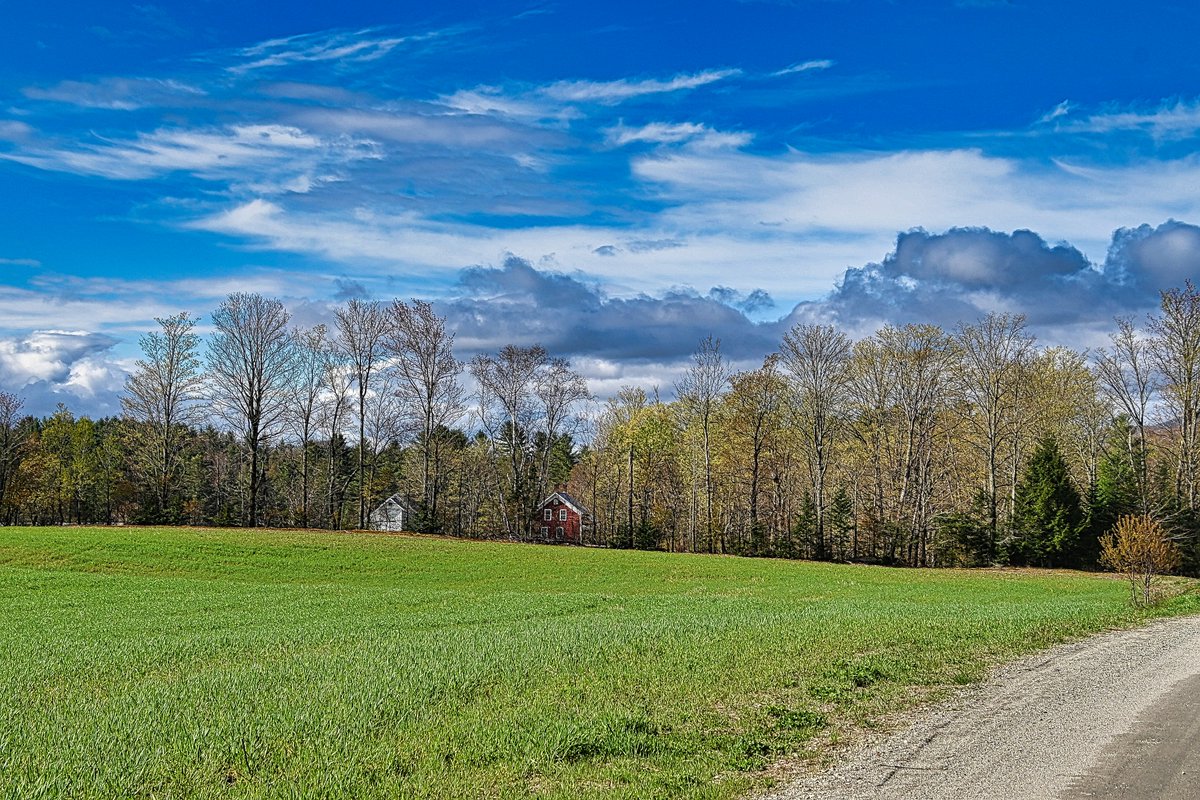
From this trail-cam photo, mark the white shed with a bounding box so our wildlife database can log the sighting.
[369,494,410,532]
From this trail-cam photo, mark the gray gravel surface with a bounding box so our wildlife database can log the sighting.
[764,615,1200,800]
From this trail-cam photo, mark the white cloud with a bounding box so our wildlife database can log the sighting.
[605,121,752,149]
[633,147,1200,262]
[773,59,835,76]
[229,28,441,73]
[0,330,117,385]
[2,123,378,183]
[1056,98,1200,140]
[542,68,741,104]
[291,107,541,149]
[1037,99,1073,125]
[23,77,205,110]
[438,68,743,124]
[439,86,569,121]
[0,120,34,141]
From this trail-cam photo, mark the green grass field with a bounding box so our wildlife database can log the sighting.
[1,526,1196,799]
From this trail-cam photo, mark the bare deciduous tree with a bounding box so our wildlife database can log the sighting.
[1095,317,1156,514]
[470,344,548,537]
[335,299,390,528]
[289,324,330,527]
[675,336,731,553]
[386,299,464,528]
[319,346,355,529]
[781,323,853,559]
[206,293,295,527]
[0,391,26,520]
[535,357,591,502]
[122,312,203,520]
[883,324,956,565]
[1147,281,1200,511]
[954,312,1035,558]
[723,354,787,555]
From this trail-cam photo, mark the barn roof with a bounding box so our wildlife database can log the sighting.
[537,489,591,517]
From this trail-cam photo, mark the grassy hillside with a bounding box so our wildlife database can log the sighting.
[1,526,1195,799]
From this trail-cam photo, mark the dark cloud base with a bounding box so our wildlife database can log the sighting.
[782,220,1200,340]
[445,221,1198,370]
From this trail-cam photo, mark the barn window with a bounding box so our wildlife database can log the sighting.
[556,526,564,538]
[540,526,549,536]
[544,508,552,520]
[559,508,568,521]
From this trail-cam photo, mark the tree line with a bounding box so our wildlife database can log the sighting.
[2,284,1200,573]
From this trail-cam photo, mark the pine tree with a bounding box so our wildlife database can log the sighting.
[1086,426,1142,564]
[1009,436,1084,567]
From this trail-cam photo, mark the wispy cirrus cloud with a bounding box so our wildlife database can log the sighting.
[0,120,34,141]
[23,77,205,110]
[228,27,452,74]
[604,121,752,148]
[1036,99,1073,125]
[1040,98,1200,141]
[773,59,834,76]
[2,123,378,184]
[440,67,745,122]
[541,68,741,104]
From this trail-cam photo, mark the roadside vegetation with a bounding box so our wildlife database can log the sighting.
[2,525,1197,799]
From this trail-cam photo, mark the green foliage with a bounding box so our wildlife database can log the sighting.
[828,487,855,561]
[1008,436,1085,567]
[936,490,993,567]
[633,519,661,551]
[1089,419,1143,538]
[2,526,1195,799]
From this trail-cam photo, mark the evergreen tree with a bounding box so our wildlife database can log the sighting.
[828,487,854,561]
[1086,426,1143,564]
[1008,436,1084,567]
[937,489,992,567]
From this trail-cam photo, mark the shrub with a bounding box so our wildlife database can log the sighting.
[1099,514,1182,606]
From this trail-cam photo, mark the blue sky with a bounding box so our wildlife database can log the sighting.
[3,1,1200,415]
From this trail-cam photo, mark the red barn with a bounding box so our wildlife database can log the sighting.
[532,485,592,544]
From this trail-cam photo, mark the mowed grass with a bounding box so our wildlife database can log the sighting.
[1,527,1196,799]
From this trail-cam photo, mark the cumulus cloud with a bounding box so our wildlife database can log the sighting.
[783,221,1200,344]
[333,277,370,301]
[443,256,780,361]
[1105,220,1200,290]
[0,331,125,416]
[708,286,775,314]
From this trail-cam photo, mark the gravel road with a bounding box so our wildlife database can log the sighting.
[765,615,1200,800]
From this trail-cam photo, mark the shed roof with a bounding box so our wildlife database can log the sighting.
[370,493,410,515]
